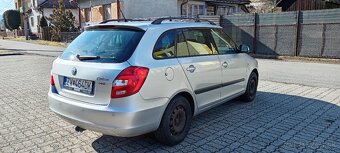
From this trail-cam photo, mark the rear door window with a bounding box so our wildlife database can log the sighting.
[210,29,237,54]
[60,27,144,63]
[183,29,218,56]
[176,30,190,57]
[153,30,176,59]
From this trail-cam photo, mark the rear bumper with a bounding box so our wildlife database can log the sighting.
[48,91,169,137]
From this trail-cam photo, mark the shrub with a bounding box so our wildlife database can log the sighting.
[3,10,21,31]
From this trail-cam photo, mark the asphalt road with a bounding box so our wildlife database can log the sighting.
[258,59,340,89]
[0,40,63,57]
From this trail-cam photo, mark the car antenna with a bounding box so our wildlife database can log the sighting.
[119,4,128,22]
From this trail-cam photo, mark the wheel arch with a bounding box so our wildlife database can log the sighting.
[176,92,195,116]
[166,90,196,116]
[252,68,259,78]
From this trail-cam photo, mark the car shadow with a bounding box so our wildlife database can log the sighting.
[91,91,339,152]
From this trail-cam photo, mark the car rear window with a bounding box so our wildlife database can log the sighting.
[60,28,144,63]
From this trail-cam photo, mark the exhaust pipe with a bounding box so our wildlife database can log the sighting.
[75,126,86,132]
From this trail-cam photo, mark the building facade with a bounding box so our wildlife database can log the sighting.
[14,0,79,35]
[181,0,250,17]
[276,0,340,11]
[77,0,250,27]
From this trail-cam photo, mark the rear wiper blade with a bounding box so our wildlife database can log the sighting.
[76,54,100,61]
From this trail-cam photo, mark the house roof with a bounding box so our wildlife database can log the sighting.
[38,0,78,9]
[277,0,340,6]
[205,0,251,4]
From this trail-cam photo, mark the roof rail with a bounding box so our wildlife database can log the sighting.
[100,19,151,24]
[151,17,216,25]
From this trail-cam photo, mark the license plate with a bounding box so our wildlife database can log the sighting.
[63,77,94,95]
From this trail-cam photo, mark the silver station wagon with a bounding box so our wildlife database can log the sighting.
[48,17,259,146]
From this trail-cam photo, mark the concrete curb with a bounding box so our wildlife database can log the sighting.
[251,54,340,64]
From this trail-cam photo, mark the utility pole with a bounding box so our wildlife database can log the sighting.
[22,0,29,40]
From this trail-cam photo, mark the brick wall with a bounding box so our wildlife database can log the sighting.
[80,2,118,26]
[80,9,86,22]
[91,5,104,22]
[111,3,118,19]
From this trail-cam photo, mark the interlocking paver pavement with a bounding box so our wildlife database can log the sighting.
[0,55,339,153]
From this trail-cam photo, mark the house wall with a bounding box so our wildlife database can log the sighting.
[120,0,178,18]
[78,0,118,26]
[27,7,42,34]
[90,5,103,22]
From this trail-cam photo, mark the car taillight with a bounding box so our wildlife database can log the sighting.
[50,74,55,86]
[111,66,149,98]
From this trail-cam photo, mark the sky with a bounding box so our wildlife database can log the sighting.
[0,0,15,17]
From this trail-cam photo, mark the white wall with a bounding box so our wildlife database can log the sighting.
[27,7,41,33]
[121,0,178,18]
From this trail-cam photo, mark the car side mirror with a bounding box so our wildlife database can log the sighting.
[239,44,250,53]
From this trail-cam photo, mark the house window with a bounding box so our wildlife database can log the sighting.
[199,5,204,15]
[218,6,238,15]
[206,6,215,15]
[30,17,34,26]
[103,4,111,20]
[189,4,205,17]
[37,16,41,32]
[84,8,91,22]
[32,0,36,7]
[229,6,236,14]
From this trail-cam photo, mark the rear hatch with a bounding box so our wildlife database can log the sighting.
[51,26,145,105]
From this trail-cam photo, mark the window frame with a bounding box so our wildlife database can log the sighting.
[84,8,91,22]
[152,29,177,60]
[181,28,218,57]
[152,27,230,60]
[210,28,239,55]
[30,17,34,27]
[175,29,190,58]
[103,4,112,20]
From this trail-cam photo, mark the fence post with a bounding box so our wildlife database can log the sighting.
[295,10,301,56]
[252,13,257,54]
[274,25,278,53]
[321,23,326,57]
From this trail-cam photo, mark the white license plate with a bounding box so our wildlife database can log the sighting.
[63,77,94,95]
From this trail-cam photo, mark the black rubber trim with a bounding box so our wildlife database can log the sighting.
[194,78,245,95]
[194,84,222,95]
[221,78,245,88]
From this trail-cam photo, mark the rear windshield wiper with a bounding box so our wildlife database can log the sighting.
[76,54,100,61]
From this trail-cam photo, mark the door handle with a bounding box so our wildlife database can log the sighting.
[222,61,228,68]
[186,65,196,73]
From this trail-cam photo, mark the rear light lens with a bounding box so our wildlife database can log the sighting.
[50,74,55,86]
[111,66,149,98]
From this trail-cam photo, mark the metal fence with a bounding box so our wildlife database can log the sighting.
[60,32,81,43]
[221,9,340,58]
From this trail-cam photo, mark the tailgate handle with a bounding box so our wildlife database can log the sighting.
[186,65,196,73]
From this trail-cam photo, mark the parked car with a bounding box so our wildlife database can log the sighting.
[48,17,259,146]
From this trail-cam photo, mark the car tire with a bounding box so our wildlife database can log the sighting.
[154,96,192,146]
[240,71,258,102]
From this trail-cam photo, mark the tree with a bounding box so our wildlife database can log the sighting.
[47,0,75,41]
[2,10,21,31]
[249,0,277,13]
[39,16,48,28]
